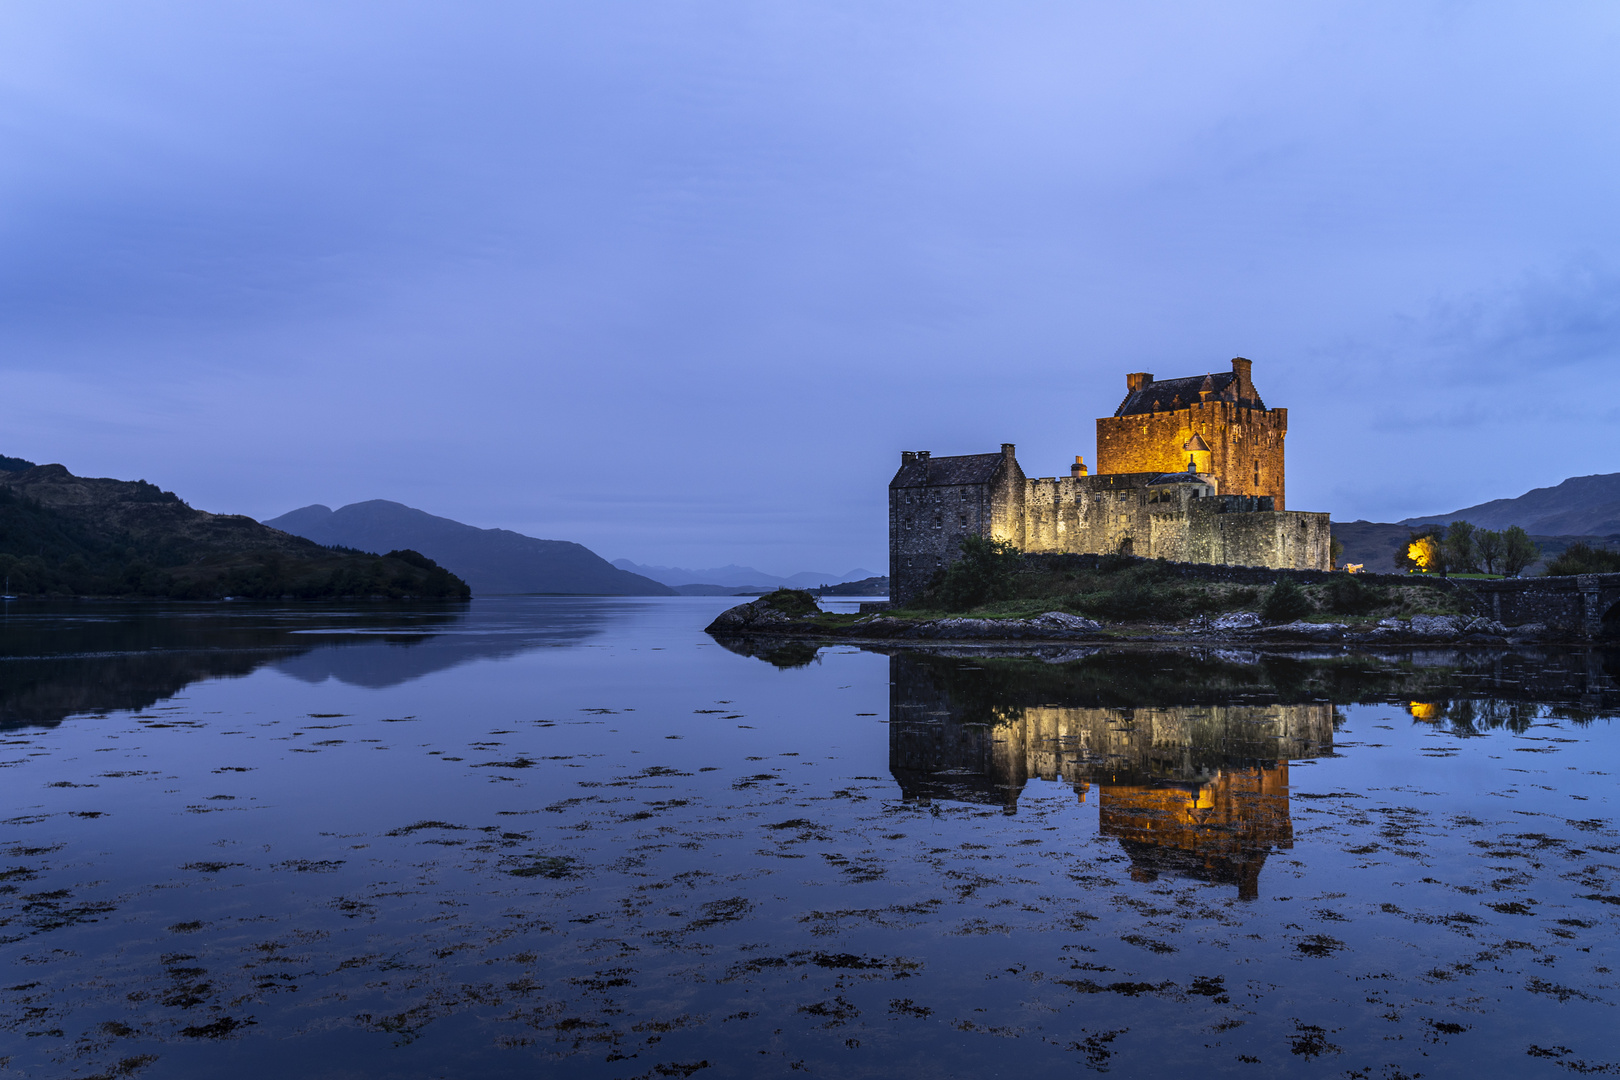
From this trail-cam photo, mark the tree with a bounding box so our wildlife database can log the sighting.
[1397,526,1445,574]
[932,535,1023,611]
[1543,541,1620,576]
[1474,529,1504,575]
[1443,521,1477,574]
[1500,526,1539,577]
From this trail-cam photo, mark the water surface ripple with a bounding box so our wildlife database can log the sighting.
[1,598,1618,1078]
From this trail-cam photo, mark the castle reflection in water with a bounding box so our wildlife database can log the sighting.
[887,652,1334,899]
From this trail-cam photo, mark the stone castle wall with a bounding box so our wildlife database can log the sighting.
[1096,400,1288,508]
[890,462,1331,604]
[887,361,1326,605]
[888,448,1025,606]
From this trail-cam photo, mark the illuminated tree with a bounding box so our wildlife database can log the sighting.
[1398,527,1444,574]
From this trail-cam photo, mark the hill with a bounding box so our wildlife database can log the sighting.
[0,462,467,599]
[1401,472,1620,535]
[1331,519,1620,575]
[265,501,674,596]
[612,559,879,589]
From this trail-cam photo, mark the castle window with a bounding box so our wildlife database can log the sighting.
[1254,462,1260,487]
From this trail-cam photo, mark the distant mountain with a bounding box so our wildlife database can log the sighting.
[0,462,467,600]
[1330,521,1418,574]
[670,583,751,596]
[612,560,879,589]
[670,576,890,598]
[1401,473,1620,536]
[266,501,674,597]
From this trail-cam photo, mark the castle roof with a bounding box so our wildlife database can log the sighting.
[1114,372,1264,417]
[890,452,1005,489]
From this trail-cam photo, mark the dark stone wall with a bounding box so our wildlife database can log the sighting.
[888,448,1025,605]
[1473,574,1620,635]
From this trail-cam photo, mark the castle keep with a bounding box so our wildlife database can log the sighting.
[889,357,1331,604]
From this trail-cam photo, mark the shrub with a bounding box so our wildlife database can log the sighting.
[1261,579,1314,623]
[1060,566,1222,622]
[758,588,821,617]
[1324,576,1386,616]
[933,536,1023,611]
[1543,542,1620,576]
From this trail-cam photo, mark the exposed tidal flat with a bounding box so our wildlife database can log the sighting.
[1,599,1619,1078]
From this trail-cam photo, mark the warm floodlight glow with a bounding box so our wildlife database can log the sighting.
[1408,701,1441,721]
[1407,537,1438,572]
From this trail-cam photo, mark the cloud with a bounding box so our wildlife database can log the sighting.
[2,1,1618,565]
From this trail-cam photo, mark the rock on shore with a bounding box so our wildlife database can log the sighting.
[706,600,1102,641]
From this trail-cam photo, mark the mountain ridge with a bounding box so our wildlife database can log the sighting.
[1400,472,1620,535]
[0,463,468,599]
[611,559,879,589]
[266,501,674,597]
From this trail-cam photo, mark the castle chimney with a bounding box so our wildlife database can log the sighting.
[1231,357,1252,396]
[1126,372,1153,393]
[916,450,930,461]
[1070,455,1089,478]
[901,451,917,465]
[1001,443,1016,460]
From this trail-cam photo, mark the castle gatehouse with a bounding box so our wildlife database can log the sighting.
[888,358,1332,605]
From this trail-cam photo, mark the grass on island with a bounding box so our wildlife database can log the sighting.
[889,550,1472,627]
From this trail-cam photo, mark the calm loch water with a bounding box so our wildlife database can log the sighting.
[2,598,1619,1078]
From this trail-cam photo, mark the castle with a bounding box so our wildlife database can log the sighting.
[888,357,1332,604]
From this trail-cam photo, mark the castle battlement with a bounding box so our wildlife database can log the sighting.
[888,358,1331,604]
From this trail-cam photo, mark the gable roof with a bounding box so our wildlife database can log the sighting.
[890,452,1005,489]
[1114,371,1264,417]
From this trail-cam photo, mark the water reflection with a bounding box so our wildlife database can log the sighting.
[6,609,1620,1078]
[0,599,624,728]
[888,652,1334,897]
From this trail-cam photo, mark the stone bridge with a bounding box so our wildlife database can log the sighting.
[1471,573,1620,638]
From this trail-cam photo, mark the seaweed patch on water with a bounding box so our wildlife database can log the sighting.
[509,856,580,879]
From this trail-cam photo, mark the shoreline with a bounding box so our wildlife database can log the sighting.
[706,595,1595,647]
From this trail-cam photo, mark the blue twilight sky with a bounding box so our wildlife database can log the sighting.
[3,2,1618,575]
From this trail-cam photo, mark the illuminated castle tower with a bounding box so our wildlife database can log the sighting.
[1096,357,1288,507]
[887,356,1329,604]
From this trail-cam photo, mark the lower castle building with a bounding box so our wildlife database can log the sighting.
[889,357,1332,604]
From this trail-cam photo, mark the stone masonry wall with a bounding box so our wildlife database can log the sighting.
[1472,573,1620,635]
[889,482,995,605]
[889,448,1025,605]
[1096,400,1289,509]
[1021,474,1330,571]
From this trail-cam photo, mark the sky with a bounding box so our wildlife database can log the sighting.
[3,1,1618,576]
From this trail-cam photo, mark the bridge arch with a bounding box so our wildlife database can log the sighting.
[1602,597,1620,638]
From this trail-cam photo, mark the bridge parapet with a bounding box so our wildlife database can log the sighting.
[1471,573,1620,638]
